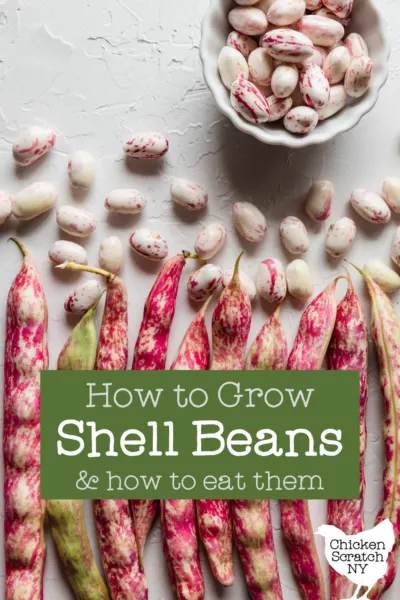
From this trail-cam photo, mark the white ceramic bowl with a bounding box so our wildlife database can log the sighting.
[200,0,390,148]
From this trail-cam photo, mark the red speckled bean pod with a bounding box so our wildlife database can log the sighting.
[327,274,368,600]
[353,266,400,600]
[281,278,342,600]
[245,307,287,371]
[3,239,48,600]
[197,254,252,587]
[131,252,195,563]
[170,297,212,371]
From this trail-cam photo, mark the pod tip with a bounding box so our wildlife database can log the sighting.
[8,237,28,257]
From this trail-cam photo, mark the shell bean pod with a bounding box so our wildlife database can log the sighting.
[194,223,227,260]
[323,45,350,83]
[56,205,96,237]
[0,191,13,225]
[171,178,208,211]
[13,182,57,220]
[267,0,306,26]
[171,297,212,371]
[105,189,146,214]
[350,189,391,224]
[218,46,249,90]
[123,132,169,159]
[223,267,257,301]
[64,280,103,314]
[280,216,309,254]
[227,31,258,58]
[232,201,267,242]
[188,264,223,302]
[325,217,356,257]
[297,15,345,47]
[391,227,400,268]
[256,258,287,303]
[323,0,353,18]
[271,64,299,98]
[317,84,346,119]
[99,236,124,274]
[344,32,368,58]
[197,499,234,587]
[267,95,293,121]
[305,180,333,222]
[49,240,88,266]
[68,150,95,189]
[248,48,275,86]
[286,259,313,300]
[262,29,314,63]
[284,106,319,134]
[246,307,288,371]
[299,64,330,109]
[228,7,269,36]
[12,125,56,166]
[363,260,400,294]
[382,177,400,213]
[344,56,373,98]
[129,228,169,261]
[230,78,270,124]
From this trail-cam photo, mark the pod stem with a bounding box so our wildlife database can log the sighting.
[56,261,116,283]
[345,260,364,279]
[9,237,28,257]
[182,250,205,264]
[233,251,244,281]
[200,294,214,314]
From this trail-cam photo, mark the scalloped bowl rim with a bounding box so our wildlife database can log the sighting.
[200,0,390,148]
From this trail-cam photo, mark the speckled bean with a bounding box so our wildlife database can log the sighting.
[316,84,346,119]
[382,178,400,214]
[302,46,328,68]
[390,227,400,268]
[325,217,356,257]
[305,0,323,8]
[363,260,400,294]
[194,223,227,260]
[218,46,249,89]
[232,201,267,242]
[13,182,57,220]
[305,180,333,222]
[297,15,344,47]
[271,64,299,98]
[299,64,330,109]
[49,240,88,266]
[344,33,368,58]
[267,0,306,26]
[256,258,287,303]
[323,46,350,83]
[223,268,257,301]
[248,48,275,86]
[68,151,95,189]
[323,0,353,19]
[280,216,309,253]
[123,133,169,159]
[256,0,278,14]
[64,280,103,314]
[286,259,313,300]
[315,7,350,27]
[344,56,373,98]
[0,191,13,225]
[262,28,314,63]
[171,178,208,211]
[188,264,223,301]
[230,78,270,123]
[105,189,146,214]
[350,189,391,224]
[283,106,319,134]
[267,94,293,121]
[99,236,124,274]
[227,31,258,59]
[12,125,56,166]
[228,6,269,36]
[129,228,168,261]
[56,205,97,237]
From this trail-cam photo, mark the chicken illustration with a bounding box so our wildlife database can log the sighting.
[315,519,395,600]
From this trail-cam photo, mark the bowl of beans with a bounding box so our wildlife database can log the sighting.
[200,0,389,147]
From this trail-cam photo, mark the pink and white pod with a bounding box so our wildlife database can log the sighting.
[344,56,373,98]
[322,0,353,19]
[267,0,306,27]
[56,205,96,237]
[350,189,391,224]
[325,217,356,257]
[218,46,249,90]
[228,7,269,36]
[232,201,267,242]
[271,64,299,98]
[12,125,56,166]
[248,48,275,86]
[222,268,257,301]
[0,191,13,225]
[363,260,400,294]
[105,189,146,214]
[344,33,368,58]
[230,78,270,124]
[262,28,314,63]
[227,31,258,59]
[283,106,319,134]
[64,280,103,314]
[194,223,227,260]
[171,178,208,211]
[391,227,400,268]
[267,94,293,121]
[256,258,287,303]
[280,216,310,254]
[129,228,169,261]
[297,15,344,47]
[323,45,350,84]
[123,132,169,159]
[299,64,330,109]
[316,84,346,120]
[188,264,223,302]
[305,180,333,222]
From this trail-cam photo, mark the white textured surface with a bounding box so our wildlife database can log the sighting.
[0,0,399,598]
